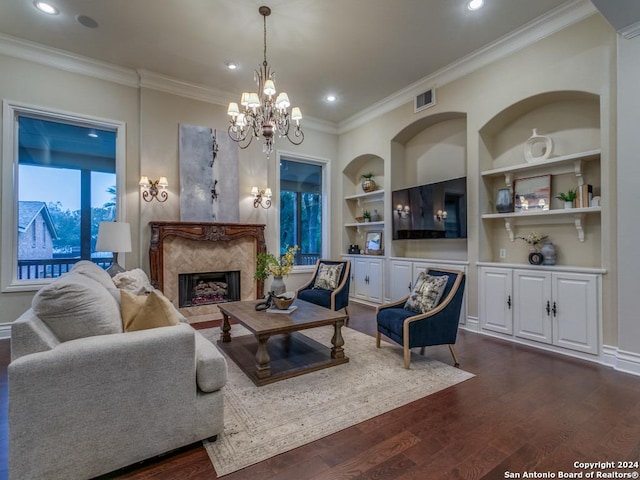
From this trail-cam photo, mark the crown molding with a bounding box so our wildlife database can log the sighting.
[337,0,598,135]
[0,33,139,87]
[619,20,640,39]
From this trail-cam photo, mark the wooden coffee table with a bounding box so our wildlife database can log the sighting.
[217,299,349,386]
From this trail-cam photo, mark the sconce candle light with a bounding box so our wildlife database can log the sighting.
[251,186,272,209]
[396,204,410,219]
[139,176,169,202]
[435,210,448,221]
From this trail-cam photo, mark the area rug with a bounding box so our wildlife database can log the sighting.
[201,325,474,476]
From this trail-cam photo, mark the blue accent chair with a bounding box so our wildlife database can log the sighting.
[296,259,351,320]
[376,268,466,369]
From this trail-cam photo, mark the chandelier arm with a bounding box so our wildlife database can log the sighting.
[228,124,254,150]
[285,129,305,146]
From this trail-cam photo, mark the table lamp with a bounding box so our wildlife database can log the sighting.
[96,222,132,276]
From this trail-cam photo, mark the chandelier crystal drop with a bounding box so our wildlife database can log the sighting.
[227,5,304,159]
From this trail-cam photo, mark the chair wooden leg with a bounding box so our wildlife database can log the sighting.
[419,346,425,355]
[344,306,349,324]
[376,331,381,348]
[448,344,460,368]
[403,345,411,369]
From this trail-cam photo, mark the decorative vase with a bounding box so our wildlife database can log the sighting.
[371,209,381,222]
[541,242,556,265]
[495,188,513,213]
[528,247,544,265]
[361,178,376,192]
[524,128,553,163]
[270,276,286,295]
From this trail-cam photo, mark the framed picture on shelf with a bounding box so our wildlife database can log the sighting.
[365,231,383,255]
[514,174,551,212]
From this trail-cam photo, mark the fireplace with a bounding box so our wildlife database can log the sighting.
[149,222,266,322]
[178,270,240,307]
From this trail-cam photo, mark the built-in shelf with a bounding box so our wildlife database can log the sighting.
[482,206,601,242]
[481,149,600,183]
[344,220,385,235]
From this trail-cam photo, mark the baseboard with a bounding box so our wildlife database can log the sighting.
[0,323,12,339]
[602,345,640,376]
[460,316,479,333]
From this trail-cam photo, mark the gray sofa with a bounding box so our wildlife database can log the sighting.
[9,261,227,480]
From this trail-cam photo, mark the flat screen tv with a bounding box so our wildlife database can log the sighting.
[392,177,467,240]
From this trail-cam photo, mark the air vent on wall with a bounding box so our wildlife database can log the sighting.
[414,87,436,113]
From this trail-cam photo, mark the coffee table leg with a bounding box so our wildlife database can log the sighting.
[220,313,231,343]
[331,320,345,359]
[255,334,271,379]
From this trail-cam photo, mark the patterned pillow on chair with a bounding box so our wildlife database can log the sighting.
[313,263,344,290]
[404,272,448,313]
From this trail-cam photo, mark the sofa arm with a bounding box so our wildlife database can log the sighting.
[9,324,200,479]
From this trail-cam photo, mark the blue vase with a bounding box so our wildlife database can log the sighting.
[496,188,513,213]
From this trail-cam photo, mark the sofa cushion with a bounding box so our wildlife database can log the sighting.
[194,331,228,392]
[71,260,118,292]
[121,290,180,332]
[32,272,122,342]
[313,263,344,290]
[404,272,448,313]
[112,268,155,295]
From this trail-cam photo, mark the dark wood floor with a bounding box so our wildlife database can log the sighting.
[2,302,640,480]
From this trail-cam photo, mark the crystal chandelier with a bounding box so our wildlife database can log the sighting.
[227,6,304,158]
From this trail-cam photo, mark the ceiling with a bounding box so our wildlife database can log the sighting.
[0,0,579,125]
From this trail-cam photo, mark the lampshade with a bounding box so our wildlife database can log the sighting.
[227,102,239,117]
[263,79,276,96]
[158,176,169,188]
[96,222,132,253]
[250,186,259,196]
[264,187,273,198]
[291,107,302,121]
[138,176,150,187]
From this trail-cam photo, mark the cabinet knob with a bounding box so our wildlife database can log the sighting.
[408,282,412,291]
[546,301,551,316]
[507,295,511,309]
[552,301,557,317]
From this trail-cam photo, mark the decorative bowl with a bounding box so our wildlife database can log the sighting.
[272,292,295,310]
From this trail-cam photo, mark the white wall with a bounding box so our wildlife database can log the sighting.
[616,34,640,363]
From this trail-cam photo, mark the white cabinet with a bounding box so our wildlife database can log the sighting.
[353,256,384,304]
[388,259,413,301]
[552,272,598,354]
[479,267,513,335]
[479,265,600,355]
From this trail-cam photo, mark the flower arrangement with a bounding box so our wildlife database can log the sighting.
[516,231,548,250]
[254,245,299,280]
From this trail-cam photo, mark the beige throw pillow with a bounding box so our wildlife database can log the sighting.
[313,263,344,290]
[404,272,448,314]
[121,290,180,332]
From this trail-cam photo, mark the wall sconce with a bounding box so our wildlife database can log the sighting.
[251,186,272,209]
[139,176,169,202]
[396,204,410,219]
[435,210,448,221]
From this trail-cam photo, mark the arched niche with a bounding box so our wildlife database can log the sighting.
[390,112,467,189]
[342,153,385,196]
[389,112,468,260]
[479,91,600,170]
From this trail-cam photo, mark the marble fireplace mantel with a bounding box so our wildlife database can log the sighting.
[149,222,266,308]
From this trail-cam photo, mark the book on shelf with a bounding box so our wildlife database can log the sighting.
[266,305,298,315]
[579,184,593,208]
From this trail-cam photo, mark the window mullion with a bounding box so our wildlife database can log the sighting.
[80,169,92,260]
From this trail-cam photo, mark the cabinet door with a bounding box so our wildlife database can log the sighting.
[366,258,384,303]
[552,272,599,354]
[353,257,369,300]
[514,270,552,344]
[389,260,413,301]
[479,267,513,334]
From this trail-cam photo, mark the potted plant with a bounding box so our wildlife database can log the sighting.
[516,231,549,265]
[362,210,371,223]
[254,245,299,294]
[360,173,377,193]
[556,189,577,209]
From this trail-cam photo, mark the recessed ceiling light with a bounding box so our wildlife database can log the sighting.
[467,0,484,10]
[326,95,337,103]
[76,15,99,29]
[226,62,238,70]
[34,1,59,15]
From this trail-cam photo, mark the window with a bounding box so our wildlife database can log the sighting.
[2,101,125,290]
[279,156,328,266]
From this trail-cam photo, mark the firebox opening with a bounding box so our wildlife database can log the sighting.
[178,270,241,308]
